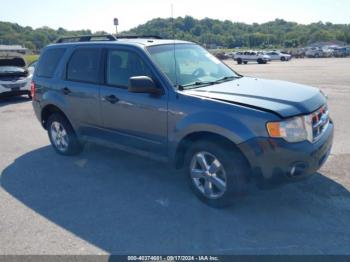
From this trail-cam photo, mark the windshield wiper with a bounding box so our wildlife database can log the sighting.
[177,81,215,90]
[212,76,240,83]
[177,76,239,90]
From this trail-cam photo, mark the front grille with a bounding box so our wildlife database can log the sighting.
[2,82,27,89]
[0,76,27,81]
[312,105,329,141]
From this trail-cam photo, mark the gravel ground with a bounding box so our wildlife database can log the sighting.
[0,58,350,255]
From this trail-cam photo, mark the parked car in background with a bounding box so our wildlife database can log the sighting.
[305,47,333,58]
[225,52,235,59]
[0,52,32,98]
[233,51,271,64]
[305,47,322,58]
[214,52,229,60]
[322,47,334,57]
[265,51,292,61]
[333,47,350,57]
[292,48,306,58]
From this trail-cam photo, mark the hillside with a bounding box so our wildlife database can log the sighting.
[124,17,350,48]
[0,21,107,51]
[1,17,350,51]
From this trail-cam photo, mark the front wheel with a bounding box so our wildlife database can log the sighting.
[184,141,249,207]
[47,113,83,156]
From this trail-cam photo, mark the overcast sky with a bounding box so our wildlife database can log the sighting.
[1,0,349,33]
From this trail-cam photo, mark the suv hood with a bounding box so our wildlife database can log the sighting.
[184,77,326,118]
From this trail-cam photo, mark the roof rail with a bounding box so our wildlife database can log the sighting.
[56,34,117,43]
[117,35,162,40]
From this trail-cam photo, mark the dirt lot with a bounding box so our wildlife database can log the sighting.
[0,58,350,255]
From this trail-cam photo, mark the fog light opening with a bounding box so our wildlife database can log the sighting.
[289,162,307,177]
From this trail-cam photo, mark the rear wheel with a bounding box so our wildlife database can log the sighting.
[243,61,248,65]
[184,141,249,208]
[237,58,242,64]
[47,113,83,156]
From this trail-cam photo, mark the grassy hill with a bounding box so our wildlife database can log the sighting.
[124,17,350,49]
[1,17,350,51]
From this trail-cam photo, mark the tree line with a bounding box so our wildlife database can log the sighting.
[1,17,350,51]
[0,21,106,51]
[125,17,350,48]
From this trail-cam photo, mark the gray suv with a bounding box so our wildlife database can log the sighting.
[32,35,334,207]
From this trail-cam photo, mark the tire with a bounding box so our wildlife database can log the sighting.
[27,92,32,100]
[184,140,249,208]
[47,113,83,156]
[237,58,242,65]
[243,61,248,65]
[257,58,263,64]
[281,56,286,61]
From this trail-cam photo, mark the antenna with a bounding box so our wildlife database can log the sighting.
[171,4,178,88]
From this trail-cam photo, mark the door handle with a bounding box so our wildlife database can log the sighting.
[62,87,71,95]
[104,95,119,104]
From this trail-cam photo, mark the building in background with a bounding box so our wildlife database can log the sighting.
[0,45,28,54]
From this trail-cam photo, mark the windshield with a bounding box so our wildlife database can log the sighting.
[147,44,240,89]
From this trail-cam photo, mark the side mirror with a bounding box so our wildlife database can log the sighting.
[128,76,161,94]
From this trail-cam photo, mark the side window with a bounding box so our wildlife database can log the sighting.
[106,49,152,87]
[36,48,66,78]
[67,48,100,84]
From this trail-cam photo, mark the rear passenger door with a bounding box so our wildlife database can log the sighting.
[61,47,103,133]
[99,47,168,156]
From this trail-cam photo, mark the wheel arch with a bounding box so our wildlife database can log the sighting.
[41,104,71,130]
[174,131,250,170]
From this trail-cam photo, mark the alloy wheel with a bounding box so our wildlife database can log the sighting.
[190,151,227,199]
[50,121,69,152]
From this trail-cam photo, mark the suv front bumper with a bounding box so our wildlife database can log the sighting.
[238,121,334,186]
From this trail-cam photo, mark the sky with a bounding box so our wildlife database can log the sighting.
[0,0,349,33]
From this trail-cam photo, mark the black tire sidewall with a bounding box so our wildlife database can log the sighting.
[184,141,248,207]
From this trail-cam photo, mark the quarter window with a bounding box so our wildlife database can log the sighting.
[36,48,66,78]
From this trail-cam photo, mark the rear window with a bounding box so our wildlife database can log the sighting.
[36,48,66,78]
[66,48,100,84]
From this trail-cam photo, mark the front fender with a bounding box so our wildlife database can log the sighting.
[168,111,257,160]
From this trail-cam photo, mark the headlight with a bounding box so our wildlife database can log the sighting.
[266,115,313,143]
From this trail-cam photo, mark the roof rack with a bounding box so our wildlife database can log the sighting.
[56,34,117,43]
[117,35,162,39]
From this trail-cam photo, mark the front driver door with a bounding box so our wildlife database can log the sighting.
[99,48,168,157]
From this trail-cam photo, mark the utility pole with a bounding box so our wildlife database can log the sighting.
[114,18,119,36]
